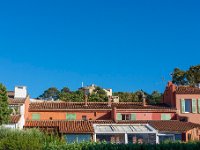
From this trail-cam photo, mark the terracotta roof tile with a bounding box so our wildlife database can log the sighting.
[8,98,26,105]
[10,115,21,124]
[117,120,200,132]
[29,102,176,112]
[25,120,114,133]
[176,86,200,94]
[24,120,199,133]
[7,91,27,105]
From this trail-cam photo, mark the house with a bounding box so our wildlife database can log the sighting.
[5,83,200,144]
[24,96,182,144]
[79,84,120,102]
[24,120,200,143]
[27,100,177,122]
[163,82,200,124]
[5,86,30,129]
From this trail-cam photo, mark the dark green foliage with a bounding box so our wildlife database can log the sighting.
[0,83,12,125]
[113,91,162,104]
[186,65,200,87]
[0,128,64,150]
[88,86,108,102]
[113,91,141,102]
[147,91,163,104]
[1,128,200,150]
[172,65,200,87]
[39,86,162,103]
[172,68,188,86]
[38,87,60,100]
[59,90,84,102]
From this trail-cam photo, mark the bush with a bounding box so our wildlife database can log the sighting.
[1,128,200,150]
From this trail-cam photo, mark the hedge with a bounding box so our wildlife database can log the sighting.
[0,128,200,150]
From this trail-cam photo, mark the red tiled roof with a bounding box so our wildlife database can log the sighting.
[8,98,26,105]
[24,120,114,133]
[24,120,200,133]
[29,102,176,112]
[7,91,27,105]
[117,120,200,132]
[10,115,21,124]
[176,86,200,94]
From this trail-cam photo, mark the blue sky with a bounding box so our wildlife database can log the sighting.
[0,0,200,97]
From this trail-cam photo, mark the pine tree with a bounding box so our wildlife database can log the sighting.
[0,83,11,125]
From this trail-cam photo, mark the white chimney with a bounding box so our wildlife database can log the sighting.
[14,86,27,98]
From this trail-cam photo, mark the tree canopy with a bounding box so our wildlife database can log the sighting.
[172,65,200,87]
[38,87,60,100]
[0,83,12,125]
[38,86,162,103]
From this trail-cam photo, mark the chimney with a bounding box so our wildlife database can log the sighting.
[112,107,117,123]
[108,96,112,107]
[14,86,27,98]
[142,92,147,107]
[84,94,88,106]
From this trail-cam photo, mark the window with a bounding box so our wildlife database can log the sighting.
[66,113,76,120]
[159,135,174,143]
[161,114,171,120]
[18,86,24,89]
[94,112,97,117]
[187,133,191,141]
[185,99,192,113]
[65,134,91,143]
[32,114,40,120]
[82,115,87,121]
[175,134,182,141]
[198,99,200,113]
[122,114,131,120]
[118,113,136,121]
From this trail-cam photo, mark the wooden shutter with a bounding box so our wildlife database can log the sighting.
[192,99,197,113]
[117,113,122,120]
[161,114,171,120]
[181,99,185,113]
[32,114,40,120]
[131,113,136,120]
[66,113,76,120]
[198,99,200,113]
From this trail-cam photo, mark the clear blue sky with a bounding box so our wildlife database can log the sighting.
[0,0,200,97]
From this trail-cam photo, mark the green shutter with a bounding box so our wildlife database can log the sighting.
[161,114,171,120]
[181,99,185,113]
[32,114,40,120]
[192,99,197,113]
[198,99,200,113]
[131,113,136,120]
[117,113,122,120]
[66,113,76,120]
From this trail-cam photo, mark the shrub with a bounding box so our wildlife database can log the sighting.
[1,128,200,150]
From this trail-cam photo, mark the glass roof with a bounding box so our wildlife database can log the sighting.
[93,124,156,133]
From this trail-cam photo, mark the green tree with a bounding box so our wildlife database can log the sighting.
[39,87,60,100]
[59,90,84,102]
[0,83,12,125]
[61,87,71,93]
[172,68,187,85]
[89,86,108,102]
[148,91,162,104]
[186,65,200,87]
[172,65,200,87]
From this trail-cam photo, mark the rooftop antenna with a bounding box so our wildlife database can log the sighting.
[162,76,166,84]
